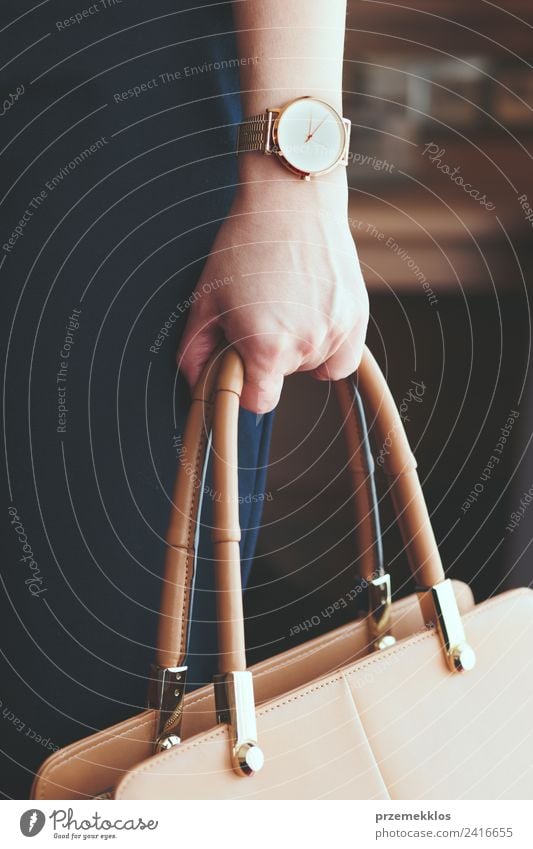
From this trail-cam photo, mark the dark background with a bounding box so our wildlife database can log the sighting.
[0,0,531,800]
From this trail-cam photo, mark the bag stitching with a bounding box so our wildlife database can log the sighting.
[36,715,157,799]
[115,588,531,797]
[34,584,473,792]
[176,414,209,664]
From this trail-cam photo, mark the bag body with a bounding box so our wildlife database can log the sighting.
[115,588,533,800]
[31,580,474,799]
[33,346,533,800]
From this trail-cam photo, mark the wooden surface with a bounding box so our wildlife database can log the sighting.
[343,0,533,292]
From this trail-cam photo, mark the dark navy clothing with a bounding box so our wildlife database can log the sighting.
[0,0,272,798]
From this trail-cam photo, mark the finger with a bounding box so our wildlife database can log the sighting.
[177,310,221,389]
[240,371,285,414]
[233,338,296,414]
[310,324,366,382]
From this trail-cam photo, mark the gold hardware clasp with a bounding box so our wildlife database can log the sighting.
[419,578,476,672]
[368,573,397,652]
[214,670,264,777]
[147,664,187,752]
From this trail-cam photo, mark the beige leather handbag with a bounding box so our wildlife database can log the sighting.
[33,347,532,800]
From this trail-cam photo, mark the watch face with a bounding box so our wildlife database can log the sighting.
[275,98,346,175]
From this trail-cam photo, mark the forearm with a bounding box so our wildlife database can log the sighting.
[232,0,346,113]
[232,0,347,187]
[178,1,366,409]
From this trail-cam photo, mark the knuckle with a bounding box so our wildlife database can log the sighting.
[241,337,287,373]
[296,337,319,360]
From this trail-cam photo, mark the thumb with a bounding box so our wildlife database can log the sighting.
[177,310,221,389]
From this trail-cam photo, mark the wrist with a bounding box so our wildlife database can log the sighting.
[236,92,350,206]
[236,151,349,211]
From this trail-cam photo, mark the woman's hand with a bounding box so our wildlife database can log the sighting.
[178,162,368,414]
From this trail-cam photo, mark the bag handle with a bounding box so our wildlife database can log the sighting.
[149,345,386,745]
[146,348,224,750]
[148,342,385,747]
[209,347,476,776]
[162,352,386,650]
[150,346,475,767]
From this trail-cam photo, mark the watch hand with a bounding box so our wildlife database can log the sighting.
[307,114,329,141]
[305,110,313,142]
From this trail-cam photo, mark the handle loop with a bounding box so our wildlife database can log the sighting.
[152,346,475,766]
[154,347,385,669]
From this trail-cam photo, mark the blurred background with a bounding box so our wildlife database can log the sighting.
[245,0,532,662]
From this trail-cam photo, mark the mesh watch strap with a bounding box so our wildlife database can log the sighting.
[236,112,269,153]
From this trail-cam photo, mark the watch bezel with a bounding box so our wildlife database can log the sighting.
[268,96,350,180]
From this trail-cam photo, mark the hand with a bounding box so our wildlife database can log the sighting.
[177,160,369,414]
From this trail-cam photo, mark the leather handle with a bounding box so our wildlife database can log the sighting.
[155,348,224,668]
[156,346,383,668]
[211,351,247,673]
[352,348,444,586]
[210,347,445,674]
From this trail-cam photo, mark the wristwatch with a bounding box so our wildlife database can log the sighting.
[236,96,351,180]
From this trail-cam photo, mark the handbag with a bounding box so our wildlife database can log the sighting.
[34,345,526,800]
[33,345,471,800]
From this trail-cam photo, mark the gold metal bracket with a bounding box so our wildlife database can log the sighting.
[147,664,187,752]
[368,573,397,651]
[214,670,264,777]
[264,109,279,154]
[418,578,476,672]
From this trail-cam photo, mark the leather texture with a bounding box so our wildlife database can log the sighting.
[159,347,387,670]
[156,349,221,669]
[31,580,473,799]
[115,589,533,800]
[32,346,531,801]
[33,345,407,798]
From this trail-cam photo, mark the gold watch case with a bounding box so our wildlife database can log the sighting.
[266,96,351,180]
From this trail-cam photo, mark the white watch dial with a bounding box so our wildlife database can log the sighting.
[275,98,346,174]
